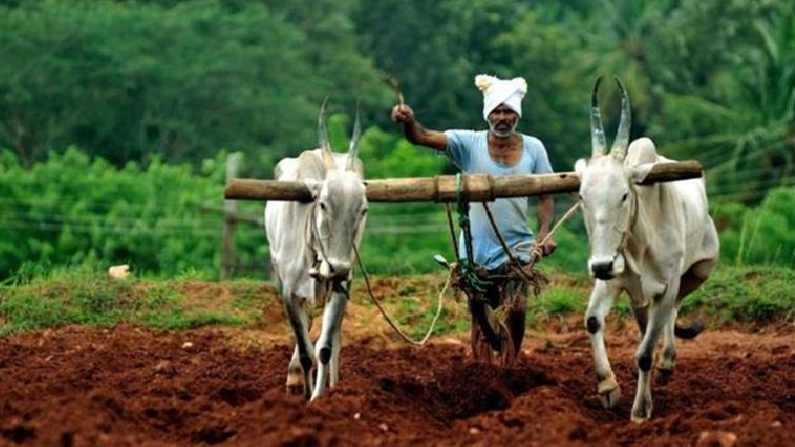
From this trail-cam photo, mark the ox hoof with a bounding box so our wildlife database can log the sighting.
[310,385,328,402]
[597,376,621,409]
[630,396,653,423]
[656,367,674,385]
[286,374,304,396]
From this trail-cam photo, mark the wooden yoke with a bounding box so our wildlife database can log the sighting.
[224,160,703,203]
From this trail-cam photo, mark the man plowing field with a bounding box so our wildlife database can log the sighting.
[391,75,557,365]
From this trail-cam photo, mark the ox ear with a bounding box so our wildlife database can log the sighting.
[574,158,588,177]
[628,162,655,184]
[304,180,322,200]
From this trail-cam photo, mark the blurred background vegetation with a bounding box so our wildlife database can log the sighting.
[1,0,794,280]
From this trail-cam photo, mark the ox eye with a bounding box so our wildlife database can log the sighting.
[621,192,629,203]
[320,202,327,211]
[362,208,368,215]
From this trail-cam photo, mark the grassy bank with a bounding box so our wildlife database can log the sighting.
[0,266,793,338]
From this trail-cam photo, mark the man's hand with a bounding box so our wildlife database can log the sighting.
[536,233,557,257]
[391,104,415,123]
[389,103,447,151]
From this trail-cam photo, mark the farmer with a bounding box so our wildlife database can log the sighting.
[391,74,556,364]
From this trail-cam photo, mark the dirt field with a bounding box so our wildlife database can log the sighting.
[0,317,792,446]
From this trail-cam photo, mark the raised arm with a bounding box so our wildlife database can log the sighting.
[391,104,447,151]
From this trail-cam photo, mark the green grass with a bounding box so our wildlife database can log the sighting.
[531,286,585,316]
[141,310,245,331]
[0,266,267,336]
[680,266,795,323]
[382,266,795,338]
[0,265,793,337]
[387,276,469,339]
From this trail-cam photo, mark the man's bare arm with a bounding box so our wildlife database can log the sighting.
[536,194,557,256]
[391,104,447,151]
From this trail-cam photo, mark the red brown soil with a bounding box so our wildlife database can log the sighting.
[0,323,793,446]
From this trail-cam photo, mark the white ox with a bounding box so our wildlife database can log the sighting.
[574,78,719,422]
[265,103,367,401]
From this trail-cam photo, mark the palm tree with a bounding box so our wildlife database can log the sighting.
[658,4,794,203]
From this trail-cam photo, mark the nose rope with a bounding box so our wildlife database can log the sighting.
[617,189,638,252]
[352,242,449,346]
[598,189,637,270]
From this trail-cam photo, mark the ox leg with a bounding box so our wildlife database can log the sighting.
[631,282,678,423]
[329,326,342,388]
[677,260,713,302]
[585,280,622,408]
[624,275,648,340]
[631,305,648,339]
[286,300,314,395]
[286,346,303,394]
[311,289,347,401]
[657,309,677,384]
[283,291,315,400]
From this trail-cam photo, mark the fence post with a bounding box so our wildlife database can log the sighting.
[222,153,242,280]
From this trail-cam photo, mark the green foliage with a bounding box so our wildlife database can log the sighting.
[0,148,266,279]
[713,188,795,266]
[2,0,795,280]
[1,0,792,181]
[1,265,793,337]
[0,265,132,334]
[681,266,795,322]
[354,124,453,274]
[141,310,244,331]
[353,0,521,132]
[3,144,793,282]
[530,286,585,317]
[0,0,387,169]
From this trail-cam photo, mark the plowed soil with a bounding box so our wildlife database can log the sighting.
[0,321,792,446]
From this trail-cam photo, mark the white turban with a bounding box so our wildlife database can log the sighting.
[475,74,527,122]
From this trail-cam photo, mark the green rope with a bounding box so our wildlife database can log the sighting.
[456,174,491,292]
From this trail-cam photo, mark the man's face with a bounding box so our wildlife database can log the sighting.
[487,104,519,138]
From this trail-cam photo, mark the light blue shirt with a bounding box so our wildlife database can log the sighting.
[445,129,553,269]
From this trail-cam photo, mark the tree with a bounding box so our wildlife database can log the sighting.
[0,0,386,171]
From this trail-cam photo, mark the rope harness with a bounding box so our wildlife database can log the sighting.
[444,175,585,298]
[305,200,334,305]
[444,175,548,358]
[305,189,448,346]
[353,243,451,346]
[455,174,493,293]
[319,173,581,349]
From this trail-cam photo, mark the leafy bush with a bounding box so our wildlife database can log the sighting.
[1,144,793,281]
[0,148,266,279]
[681,267,795,322]
[713,188,795,267]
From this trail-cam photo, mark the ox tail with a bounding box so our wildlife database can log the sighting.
[674,321,705,339]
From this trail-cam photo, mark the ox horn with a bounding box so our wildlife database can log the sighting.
[590,76,607,157]
[318,97,336,169]
[610,77,631,160]
[346,103,362,171]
